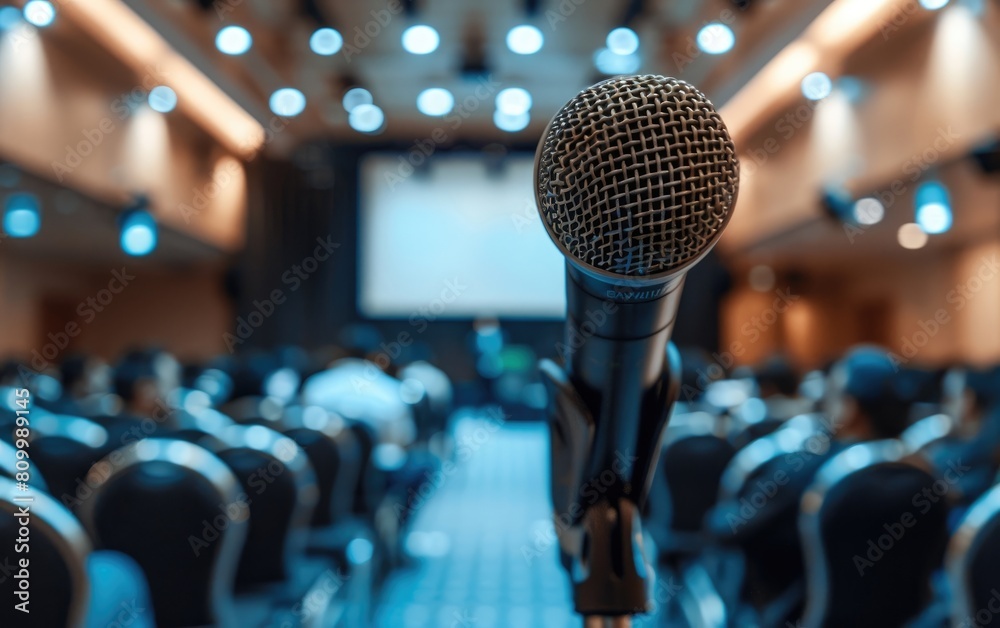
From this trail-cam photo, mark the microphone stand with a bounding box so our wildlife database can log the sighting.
[541,342,681,624]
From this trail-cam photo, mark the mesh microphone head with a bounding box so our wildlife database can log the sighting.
[535,75,739,280]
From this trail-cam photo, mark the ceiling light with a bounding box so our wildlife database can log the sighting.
[402,25,439,55]
[852,197,884,225]
[216,25,252,55]
[494,110,529,132]
[120,210,157,256]
[593,48,641,75]
[23,1,54,28]
[310,28,343,56]
[3,194,41,238]
[607,27,639,55]
[801,71,833,101]
[416,88,454,116]
[349,104,384,133]
[696,23,735,55]
[148,86,177,113]
[343,88,373,113]
[269,88,306,117]
[898,223,928,249]
[915,181,952,234]
[495,88,532,116]
[506,25,544,55]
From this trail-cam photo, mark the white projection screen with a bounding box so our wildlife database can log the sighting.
[359,153,566,318]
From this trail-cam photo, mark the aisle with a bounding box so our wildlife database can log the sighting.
[375,416,581,627]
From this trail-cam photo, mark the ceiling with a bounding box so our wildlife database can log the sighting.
[131,0,834,146]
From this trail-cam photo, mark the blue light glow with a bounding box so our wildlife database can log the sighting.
[269,88,306,117]
[148,86,177,113]
[607,27,639,55]
[402,25,439,55]
[349,104,384,133]
[915,181,952,234]
[416,88,454,116]
[593,48,641,75]
[120,210,157,256]
[3,194,40,238]
[343,87,373,113]
[801,71,833,101]
[506,25,543,55]
[0,6,22,31]
[696,23,735,55]
[216,26,252,55]
[495,88,532,116]
[494,110,529,132]
[309,27,343,55]
[23,1,54,28]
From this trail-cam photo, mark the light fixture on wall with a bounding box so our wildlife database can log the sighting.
[120,198,157,256]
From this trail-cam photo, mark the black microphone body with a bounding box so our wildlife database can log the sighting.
[563,266,683,509]
[534,75,740,617]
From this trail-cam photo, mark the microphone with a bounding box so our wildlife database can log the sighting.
[535,75,739,617]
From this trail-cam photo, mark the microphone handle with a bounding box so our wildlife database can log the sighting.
[563,266,684,509]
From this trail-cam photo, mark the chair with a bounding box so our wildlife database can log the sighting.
[81,439,247,627]
[0,475,91,626]
[654,433,735,560]
[705,414,835,624]
[799,440,949,628]
[948,482,1000,627]
[29,413,110,513]
[281,406,359,527]
[207,424,318,589]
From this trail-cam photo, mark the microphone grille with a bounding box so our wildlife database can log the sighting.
[535,75,739,278]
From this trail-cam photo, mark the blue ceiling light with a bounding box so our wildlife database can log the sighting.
[269,88,306,117]
[696,23,735,55]
[506,25,544,55]
[120,209,157,256]
[3,194,41,238]
[402,25,439,55]
[915,181,953,234]
[215,25,252,55]
[309,27,343,55]
[593,48,641,75]
[801,71,833,101]
[494,110,529,132]
[416,88,454,116]
[349,104,385,133]
[495,88,532,116]
[23,1,55,28]
[342,87,373,113]
[148,86,177,113]
[606,27,639,56]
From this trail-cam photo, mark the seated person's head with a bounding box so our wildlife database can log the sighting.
[943,365,1000,427]
[114,349,177,416]
[754,355,799,399]
[824,346,910,440]
[60,354,110,399]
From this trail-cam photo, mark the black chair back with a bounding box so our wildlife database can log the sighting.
[282,408,358,527]
[209,425,317,588]
[30,414,110,512]
[0,476,91,626]
[800,441,948,628]
[948,483,1000,627]
[82,439,247,627]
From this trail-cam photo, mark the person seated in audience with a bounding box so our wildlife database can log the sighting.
[102,349,180,445]
[823,345,913,442]
[753,354,812,420]
[930,364,1000,507]
[49,354,115,416]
